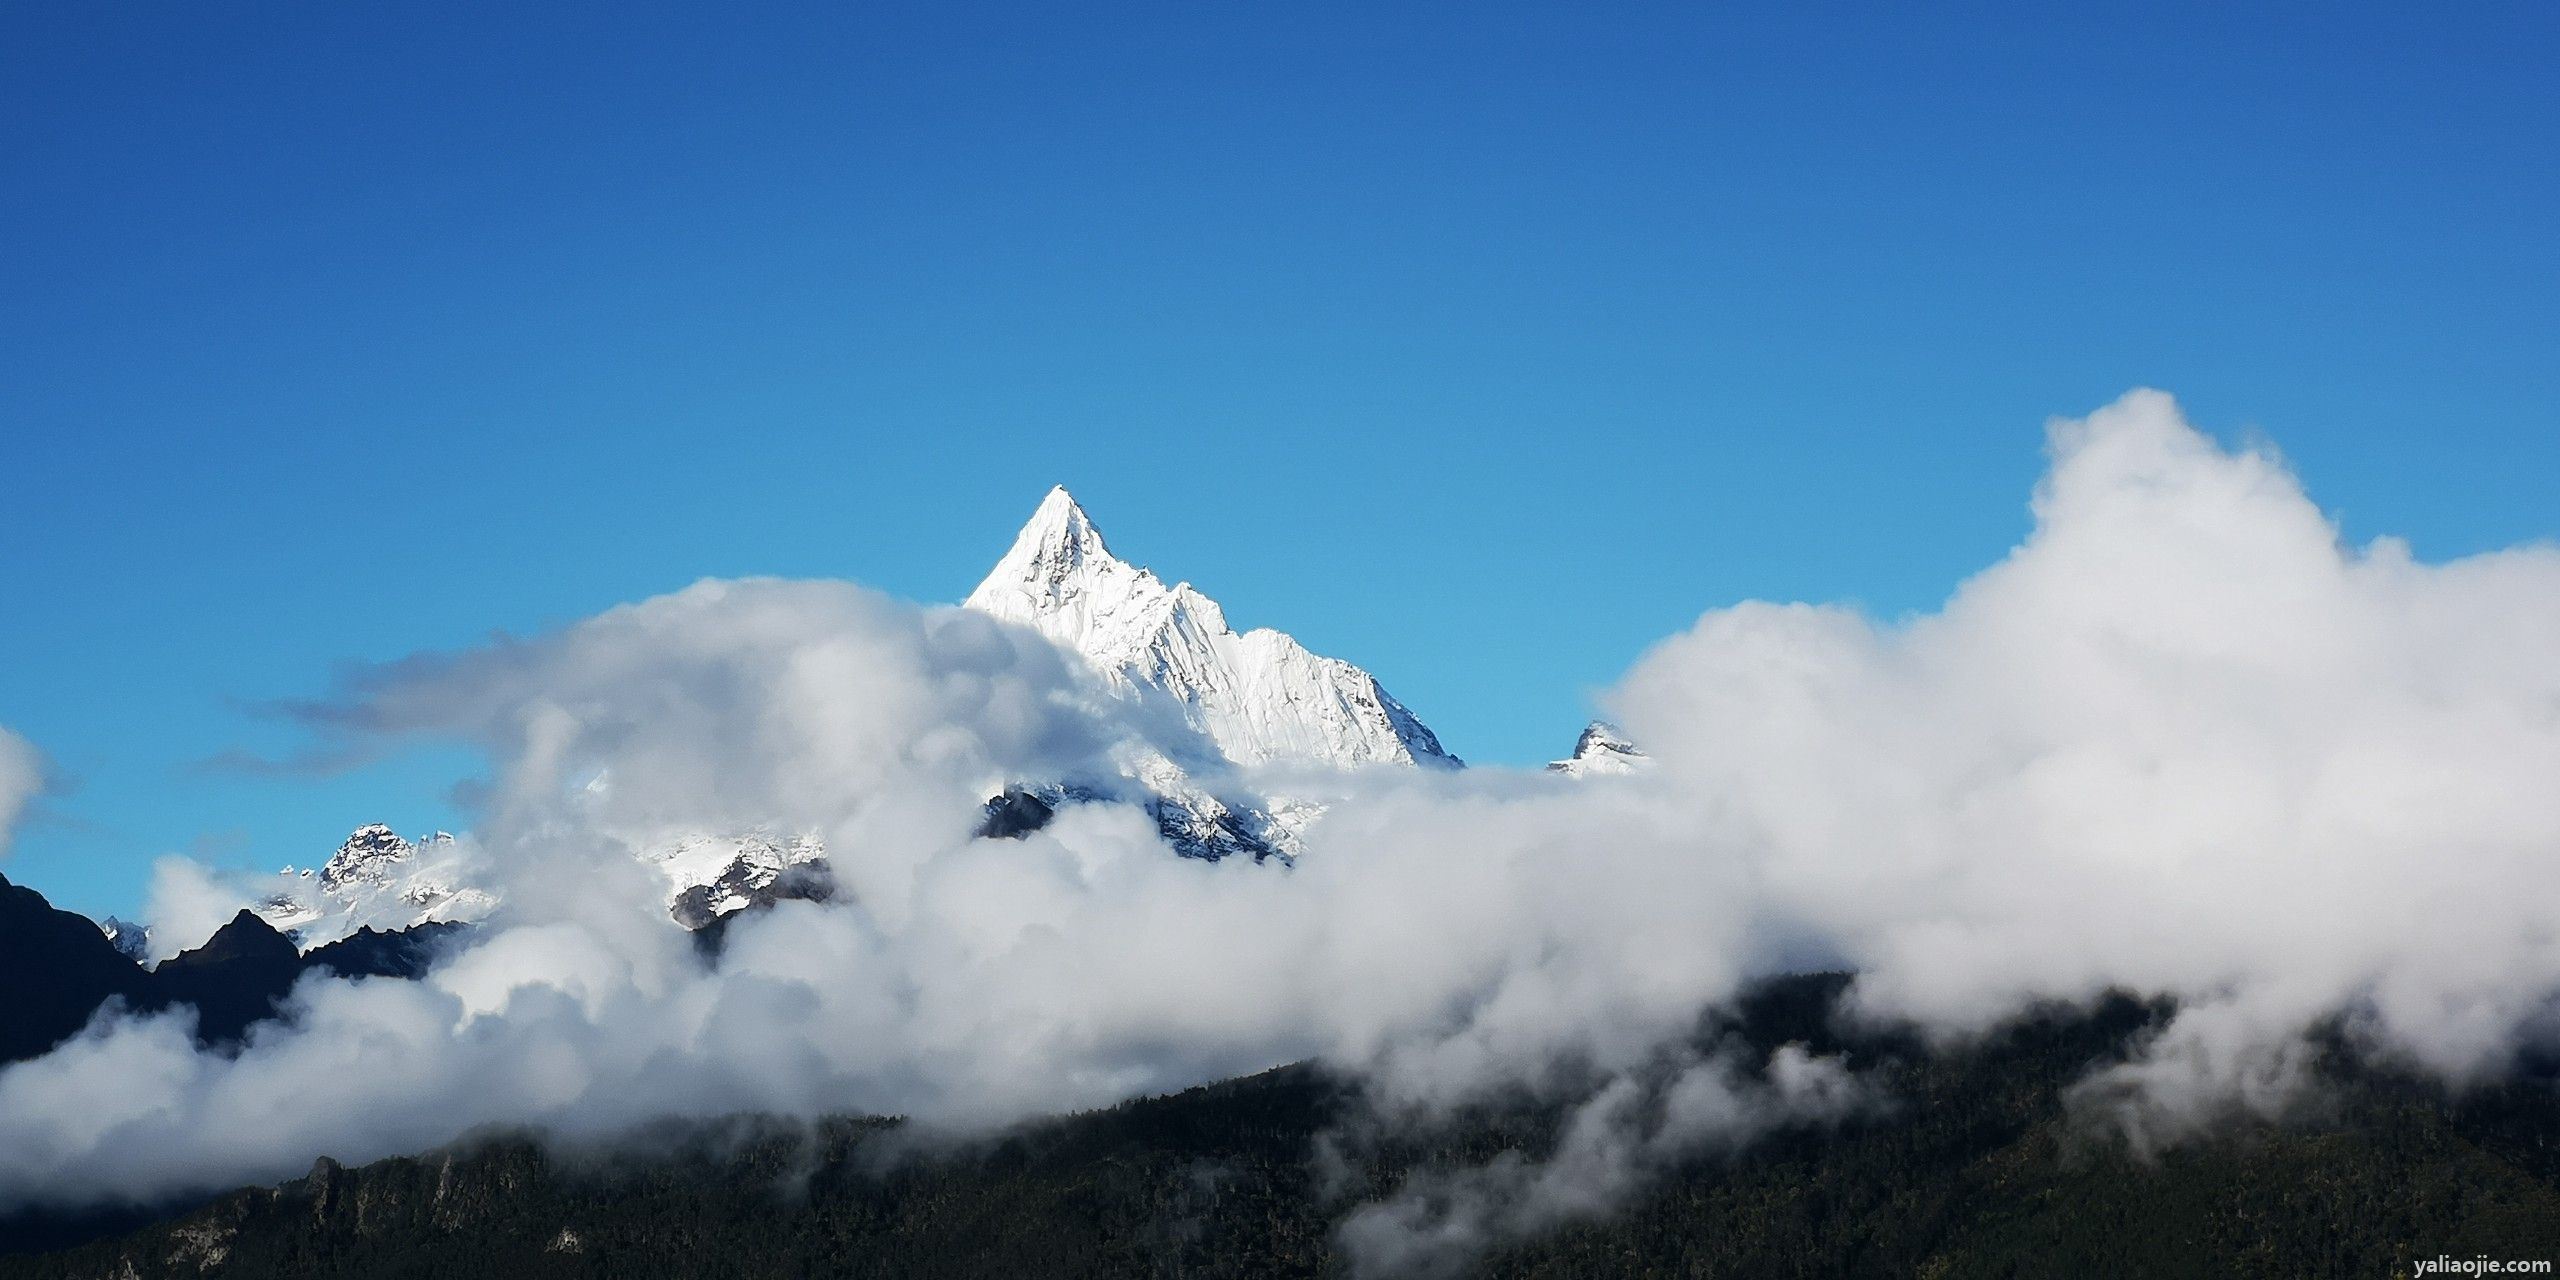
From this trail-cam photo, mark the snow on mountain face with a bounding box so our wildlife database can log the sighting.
[979,780,1304,864]
[965,487,1458,772]
[649,831,829,929]
[254,825,497,946]
[316,823,434,893]
[1547,722,1650,777]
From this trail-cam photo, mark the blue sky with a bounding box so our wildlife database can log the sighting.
[3,1,2554,918]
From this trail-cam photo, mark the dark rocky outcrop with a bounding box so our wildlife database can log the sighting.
[1,879,471,1068]
[976,787,1057,839]
[144,911,304,1046]
[687,860,838,961]
[300,921,469,982]
[0,873,150,1064]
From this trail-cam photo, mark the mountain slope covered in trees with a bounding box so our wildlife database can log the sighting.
[6,975,2557,1278]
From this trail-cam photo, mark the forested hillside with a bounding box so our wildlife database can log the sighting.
[8,975,2557,1278]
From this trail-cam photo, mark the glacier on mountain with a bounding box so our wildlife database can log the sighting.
[966,487,1457,772]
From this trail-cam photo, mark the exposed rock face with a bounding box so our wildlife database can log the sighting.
[96,917,150,962]
[669,854,836,932]
[977,788,1057,840]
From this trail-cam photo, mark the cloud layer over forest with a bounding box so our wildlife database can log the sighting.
[3,392,2555,1264]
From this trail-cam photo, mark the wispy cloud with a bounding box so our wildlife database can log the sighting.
[0,728,42,861]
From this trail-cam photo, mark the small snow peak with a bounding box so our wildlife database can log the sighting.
[320,824,416,892]
[98,915,151,962]
[1548,721,1649,776]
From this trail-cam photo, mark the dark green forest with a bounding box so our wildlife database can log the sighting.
[6,975,2557,1279]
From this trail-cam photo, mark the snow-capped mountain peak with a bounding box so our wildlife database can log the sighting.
[318,823,436,892]
[1547,722,1650,777]
[966,487,1185,673]
[256,825,492,946]
[966,487,1458,771]
[994,484,1112,587]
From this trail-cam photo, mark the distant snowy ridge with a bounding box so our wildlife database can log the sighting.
[251,823,826,946]
[253,824,498,946]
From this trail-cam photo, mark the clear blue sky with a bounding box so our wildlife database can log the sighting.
[4,2,2554,918]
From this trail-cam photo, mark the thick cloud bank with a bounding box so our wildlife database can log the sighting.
[1614,390,2560,1140]
[2,392,2555,1250]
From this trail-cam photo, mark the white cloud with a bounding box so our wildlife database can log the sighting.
[1613,388,2560,1104]
[140,857,253,964]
